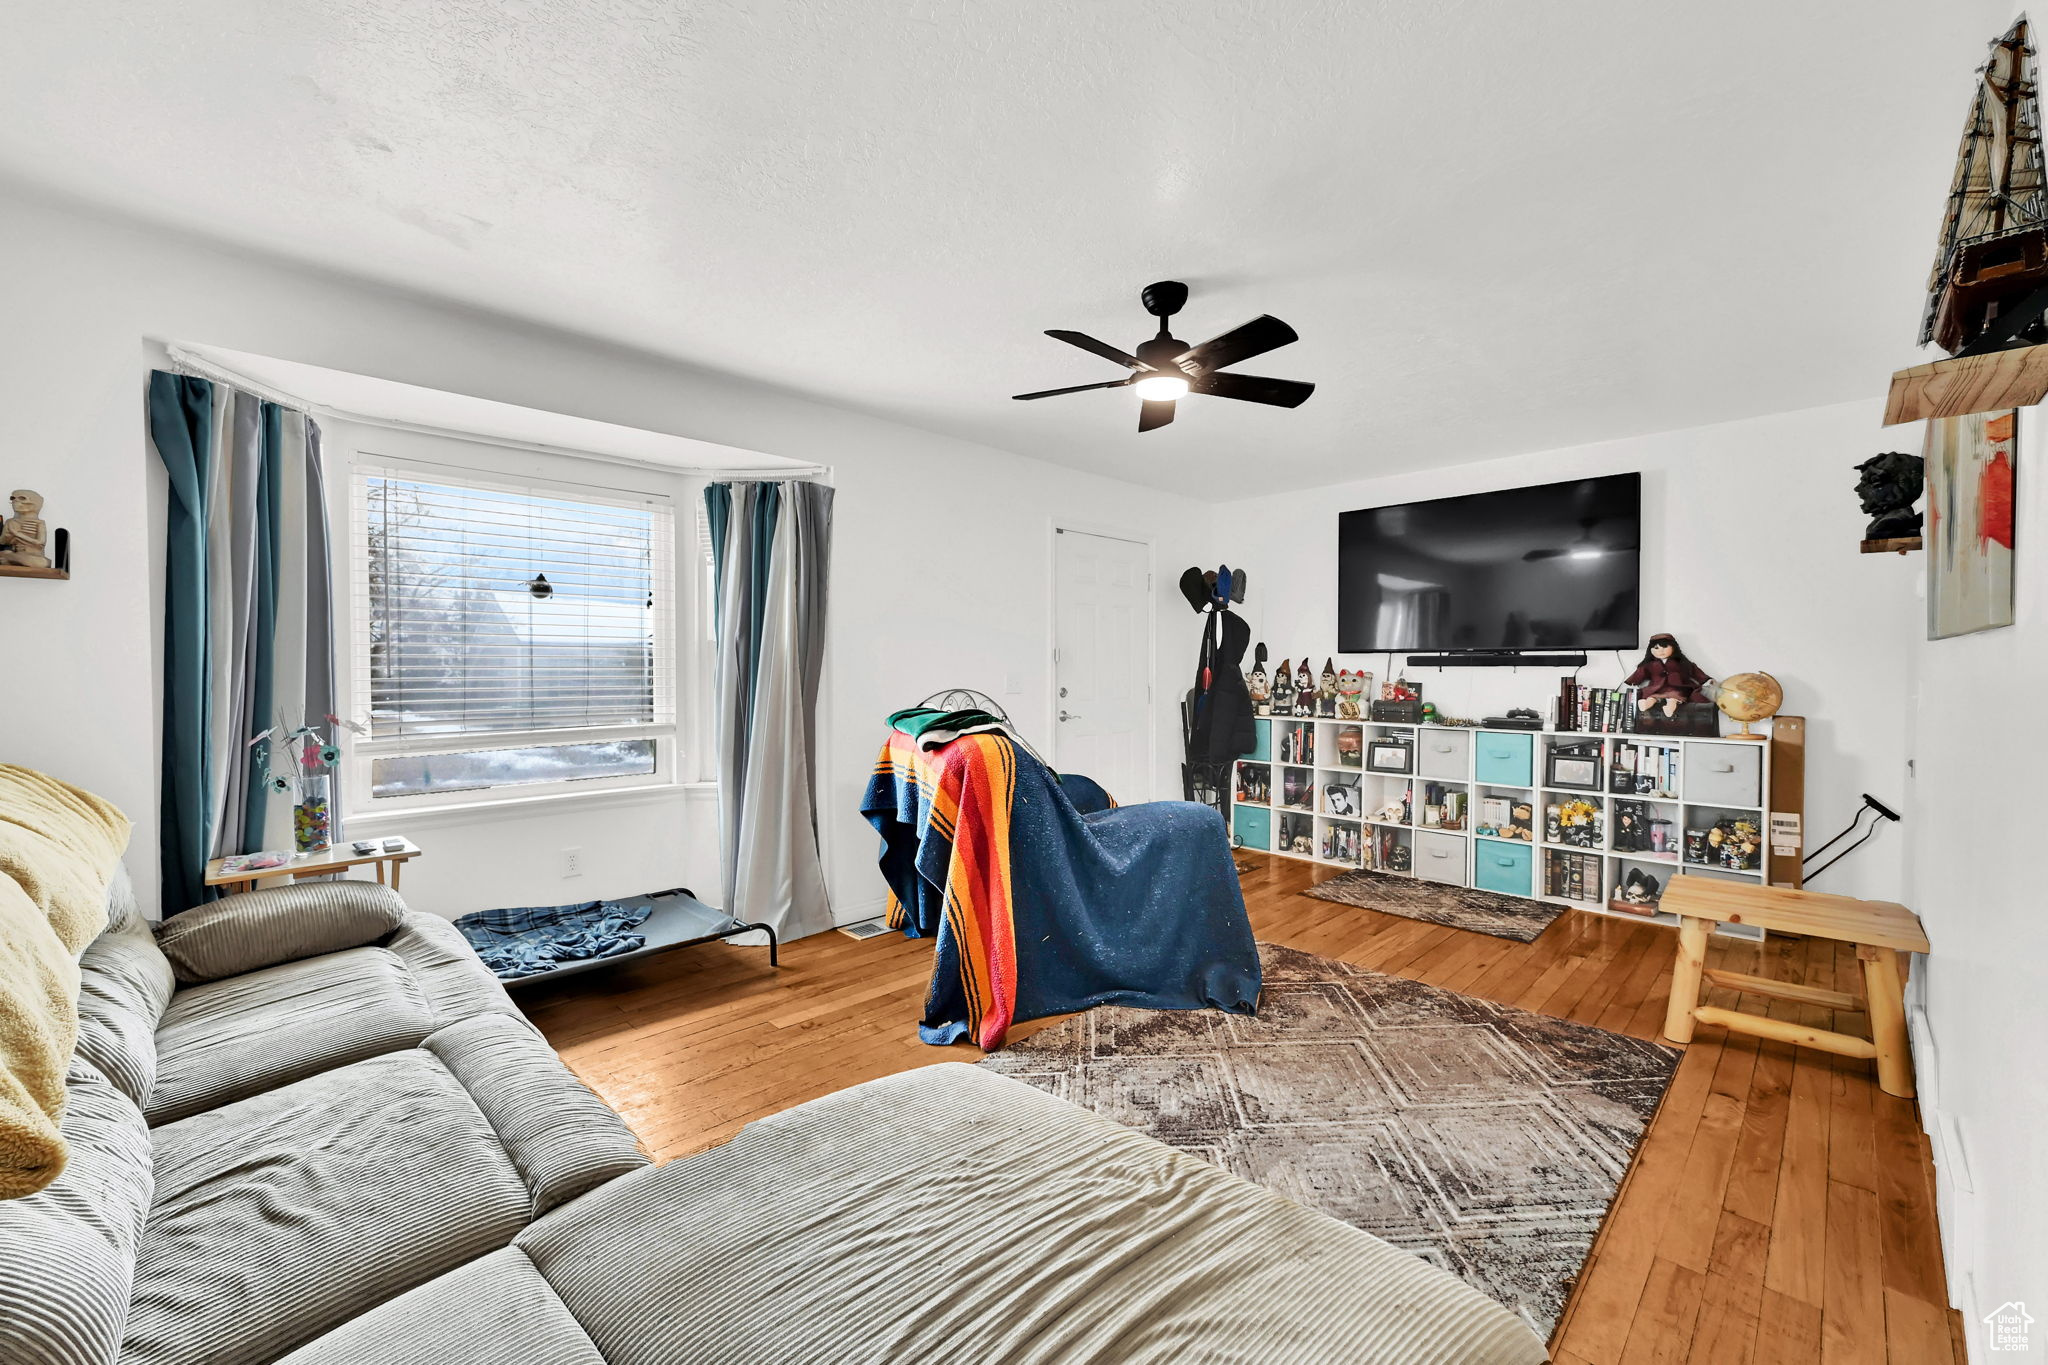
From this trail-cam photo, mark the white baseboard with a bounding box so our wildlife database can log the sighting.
[832,894,889,928]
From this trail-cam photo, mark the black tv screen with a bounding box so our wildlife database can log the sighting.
[1336,473,1641,654]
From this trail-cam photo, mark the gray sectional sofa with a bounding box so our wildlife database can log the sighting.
[5,870,1548,1365]
[3,872,645,1365]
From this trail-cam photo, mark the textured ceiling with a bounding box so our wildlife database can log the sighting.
[0,1,2004,494]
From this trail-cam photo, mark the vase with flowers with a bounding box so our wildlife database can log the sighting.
[254,716,344,855]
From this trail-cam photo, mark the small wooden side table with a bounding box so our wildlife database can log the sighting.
[205,838,423,895]
[1659,875,1931,1098]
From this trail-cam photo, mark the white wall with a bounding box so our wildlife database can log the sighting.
[0,183,1211,921]
[1905,411,2046,1358]
[1216,399,1920,903]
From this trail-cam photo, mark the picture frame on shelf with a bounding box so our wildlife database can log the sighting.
[1545,750,1602,791]
[1366,738,1414,774]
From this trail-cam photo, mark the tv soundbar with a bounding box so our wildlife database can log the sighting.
[1405,651,1589,669]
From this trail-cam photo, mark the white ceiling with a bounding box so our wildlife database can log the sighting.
[0,1,2003,495]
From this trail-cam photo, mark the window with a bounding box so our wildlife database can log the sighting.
[351,464,676,807]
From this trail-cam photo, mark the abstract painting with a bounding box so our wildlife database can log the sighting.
[1925,409,2017,638]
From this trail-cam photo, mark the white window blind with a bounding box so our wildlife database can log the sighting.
[351,464,675,801]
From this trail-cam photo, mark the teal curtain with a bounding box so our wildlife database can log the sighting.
[147,371,334,914]
[148,373,217,912]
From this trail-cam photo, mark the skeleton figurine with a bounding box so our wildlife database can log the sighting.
[0,489,50,569]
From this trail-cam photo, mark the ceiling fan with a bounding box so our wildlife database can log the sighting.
[1012,281,1314,432]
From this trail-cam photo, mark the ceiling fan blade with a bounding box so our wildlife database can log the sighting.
[1190,371,1315,408]
[1521,548,1565,562]
[1012,378,1135,401]
[1046,329,1144,370]
[1173,314,1298,373]
[1138,399,1176,432]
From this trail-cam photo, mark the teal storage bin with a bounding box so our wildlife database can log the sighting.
[1233,803,1271,851]
[1247,718,1272,762]
[1474,732,1535,787]
[1474,838,1534,897]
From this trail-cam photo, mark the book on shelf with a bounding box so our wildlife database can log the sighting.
[1609,740,1681,797]
[1556,680,1644,734]
[1545,849,1602,903]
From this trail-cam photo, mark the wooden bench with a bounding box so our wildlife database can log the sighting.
[1659,876,1931,1097]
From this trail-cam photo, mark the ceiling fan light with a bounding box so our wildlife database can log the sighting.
[1567,547,1603,560]
[1133,374,1190,401]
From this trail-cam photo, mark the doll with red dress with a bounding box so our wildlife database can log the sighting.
[1625,633,1710,719]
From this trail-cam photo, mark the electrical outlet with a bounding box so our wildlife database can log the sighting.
[561,847,582,878]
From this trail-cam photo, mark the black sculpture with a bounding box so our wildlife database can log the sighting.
[1854,451,1925,539]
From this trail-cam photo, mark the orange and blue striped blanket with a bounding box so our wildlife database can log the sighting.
[861,728,1260,1048]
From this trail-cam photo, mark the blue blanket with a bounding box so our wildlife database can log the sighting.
[454,898,654,980]
[860,728,1261,1047]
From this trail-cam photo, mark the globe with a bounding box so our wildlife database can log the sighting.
[1713,671,1783,739]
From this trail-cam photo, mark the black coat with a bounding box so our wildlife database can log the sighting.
[1190,610,1257,763]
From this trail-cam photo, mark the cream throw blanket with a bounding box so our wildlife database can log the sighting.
[0,765,130,1198]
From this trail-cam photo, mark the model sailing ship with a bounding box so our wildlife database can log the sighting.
[1922,18,2048,355]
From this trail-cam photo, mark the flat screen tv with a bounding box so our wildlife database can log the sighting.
[1336,473,1640,654]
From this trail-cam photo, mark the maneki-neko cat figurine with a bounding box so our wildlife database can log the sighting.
[1336,668,1369,719]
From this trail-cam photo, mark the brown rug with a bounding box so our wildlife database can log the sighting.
[1302,865,1564,942]
[979,943,1679,1336]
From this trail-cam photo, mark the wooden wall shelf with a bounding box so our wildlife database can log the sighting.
[1860,537,1922,555]
[0,564,67,580]
[1884,343,2048,424]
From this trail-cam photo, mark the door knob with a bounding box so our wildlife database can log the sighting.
[1060,710,1082,721]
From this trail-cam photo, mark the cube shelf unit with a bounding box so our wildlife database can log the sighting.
[1231,716,1770,940]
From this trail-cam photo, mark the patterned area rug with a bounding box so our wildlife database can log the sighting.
[979,943,1680,1336]
[1302,865,1563,942]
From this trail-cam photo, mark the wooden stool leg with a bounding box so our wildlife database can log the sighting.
[390,859,402,893]
[1859,945,1914,1098]
[1663,916,1712,1044]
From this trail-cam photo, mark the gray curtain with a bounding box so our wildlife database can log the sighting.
[148,371,336,911]
[705,480,834,940]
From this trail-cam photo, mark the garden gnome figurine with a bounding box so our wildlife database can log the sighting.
[0,490,50,569]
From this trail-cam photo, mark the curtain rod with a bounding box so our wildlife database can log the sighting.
[163,344,834,483]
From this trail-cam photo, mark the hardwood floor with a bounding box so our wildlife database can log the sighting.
[522,853,1965,1364]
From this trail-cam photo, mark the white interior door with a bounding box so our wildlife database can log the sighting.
[1053,528,1152,802]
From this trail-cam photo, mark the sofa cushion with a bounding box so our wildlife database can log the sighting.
[156,882,407,985]
[0,1058,153,1365]
[124,1050,533,1365]
[144,947,433,1126]
[510,1064,1549,1365]
[383,912,523,1026]
[272,1247,606,1365]
[421,1014,646,1217]
[74,910,175,1108]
